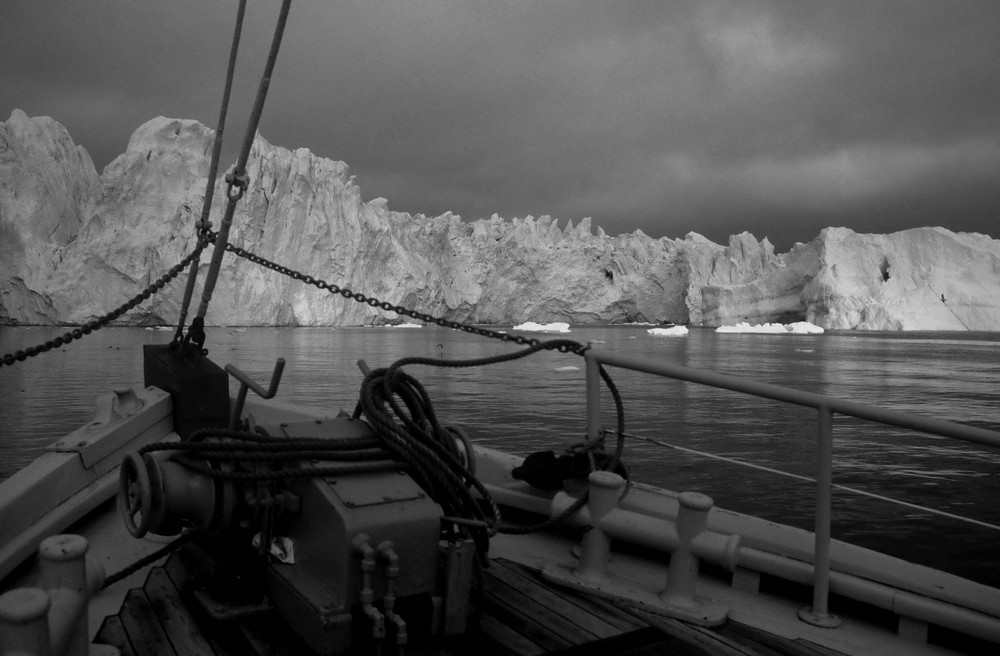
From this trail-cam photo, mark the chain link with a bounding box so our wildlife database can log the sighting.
[207,231,591,357]
[1,230,590,367]
[0,238,209,368]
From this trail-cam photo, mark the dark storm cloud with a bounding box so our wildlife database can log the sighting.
[3,1,999,250]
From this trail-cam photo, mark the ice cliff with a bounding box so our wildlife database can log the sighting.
[2,111,999,330]
[701,227,1000,330]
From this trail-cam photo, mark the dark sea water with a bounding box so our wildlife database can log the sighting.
[2,325,999,586]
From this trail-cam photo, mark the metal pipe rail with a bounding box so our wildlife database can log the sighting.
[583,348,1000,627]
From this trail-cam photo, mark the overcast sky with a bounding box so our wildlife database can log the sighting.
[3,1,999,250]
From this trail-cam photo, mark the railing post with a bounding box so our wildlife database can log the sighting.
[799,404,841,628]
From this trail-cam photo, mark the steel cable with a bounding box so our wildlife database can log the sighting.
[173,0,248,345]
[195,0,293,327]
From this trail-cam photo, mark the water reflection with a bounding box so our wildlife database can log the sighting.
[1,325,998,585]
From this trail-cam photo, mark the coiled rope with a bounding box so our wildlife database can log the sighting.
[357,340,630,539]
[358,363,500,557]
[140,427,405,480]
[126,338,629,562]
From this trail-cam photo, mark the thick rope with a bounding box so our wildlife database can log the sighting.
[139,428,405,480]
[358,364,501,559]
[356,342,630,541]
[496,362,629,536]
[172,457,404,480]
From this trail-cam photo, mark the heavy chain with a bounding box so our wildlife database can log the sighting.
[208,230,590,356]
[0,238,209,367]
[1,229,590,366]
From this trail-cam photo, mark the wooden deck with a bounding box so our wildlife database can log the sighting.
[93,553,844,656]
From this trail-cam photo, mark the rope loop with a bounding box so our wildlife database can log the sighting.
[359,360,504,559]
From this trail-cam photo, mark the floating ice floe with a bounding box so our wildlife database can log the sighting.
[554,366,581,372]
[513,321,571,333]
[716,321,824,334]
[385,323,422,328]
[647,326,689,337]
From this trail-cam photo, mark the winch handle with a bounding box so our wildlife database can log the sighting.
[226,358,285,429]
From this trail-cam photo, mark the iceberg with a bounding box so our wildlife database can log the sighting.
[701,227,1000,331]
[785,321,825,334]
[647,326,689,337]
[716,322,824,334]
[2,111,999,331]
[513,321,571,333]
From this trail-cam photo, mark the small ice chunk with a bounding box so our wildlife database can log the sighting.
[785,321,824,334]
[716,321,824,334]
[513,321,571,333]
[647,326,689,337]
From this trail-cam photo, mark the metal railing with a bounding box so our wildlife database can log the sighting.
[583,348,1000,626]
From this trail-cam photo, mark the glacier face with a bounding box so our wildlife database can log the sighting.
[2,111,998,331]
[701,227,1000,331]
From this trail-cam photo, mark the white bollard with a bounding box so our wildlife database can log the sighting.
[39,534,100,656]
[543,487,729,626]
[659,491,713,608]
[0,535,108,656]
[0,587,53,656]
[573,471,625,582]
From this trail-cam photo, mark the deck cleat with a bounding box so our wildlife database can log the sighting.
[542,474,731,626]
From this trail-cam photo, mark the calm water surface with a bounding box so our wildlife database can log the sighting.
[1,325,998,585]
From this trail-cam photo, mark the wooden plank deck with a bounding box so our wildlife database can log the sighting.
[93,554,842,656]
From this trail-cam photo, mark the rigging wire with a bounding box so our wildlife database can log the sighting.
[172,0,248,347]
[620,430,1000,533]
[193,0,293,343]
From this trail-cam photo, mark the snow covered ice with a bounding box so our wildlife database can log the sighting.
[513,321,571,333]
[647,326,689,337]
[3,111,999,331]
[716,322,824,334]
